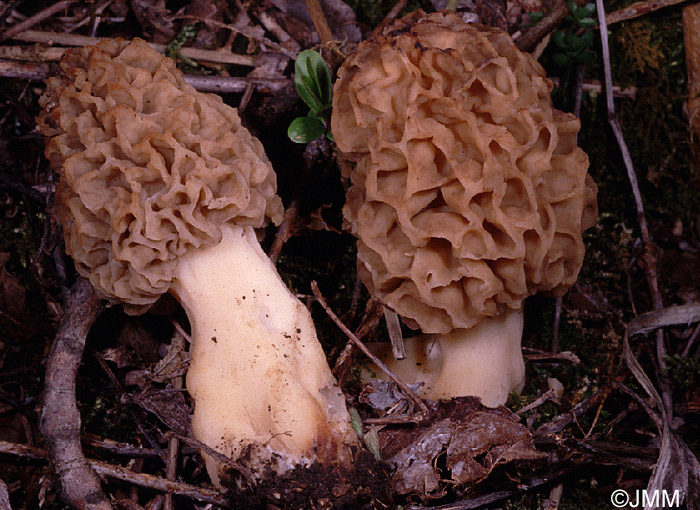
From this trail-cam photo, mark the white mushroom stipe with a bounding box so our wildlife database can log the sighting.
[366,311,525,407]
[172,225,356,485]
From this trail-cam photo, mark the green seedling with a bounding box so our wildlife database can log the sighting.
[288,49,334,144]
[552,29,595,66]
[565,0,597,28]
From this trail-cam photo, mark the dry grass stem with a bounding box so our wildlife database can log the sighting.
[311,281,430,419]
[595,0,674,422]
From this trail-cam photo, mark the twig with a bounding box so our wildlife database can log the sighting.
[89,460,228,507]
[534,387,611,437]
[0,439,48,461]
[515,0,569,52]
[0,59,50,81]
[0,0,77,42]
[596,0,675,423]
[310,281,430,420]
[164,375,183,510]
[180,75,288,94]
[176,16,297,59]
[0,1,25,29]
[0,440,228,507]
[605,0,693,25]
[681,322,700,357]
[304,0,334,45]
[94,352,164,458]
[84,435,176,458]
[516,389,557,415]
[164,431,253,485]
[8,30,257,66]
[543,483,563,510]
[0,59,286,93]
[523,350,581,364]
[39,278,112,510]
[610,380,662,430]
[384,307,406,360]
[549,77,637,99]
[369,0,409,39]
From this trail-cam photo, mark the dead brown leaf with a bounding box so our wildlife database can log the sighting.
[378,398,545,499]
[129,388,191,437]
[130,0,176,43]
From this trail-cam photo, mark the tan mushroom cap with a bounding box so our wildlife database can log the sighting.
[38,38,284,314]
[332,11,598,334]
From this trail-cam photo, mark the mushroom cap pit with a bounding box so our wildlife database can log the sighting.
[332,11,598,334]
[38,38,284,314]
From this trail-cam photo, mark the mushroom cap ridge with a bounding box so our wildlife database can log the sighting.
[38,38,284,314]
[332,10,598,334]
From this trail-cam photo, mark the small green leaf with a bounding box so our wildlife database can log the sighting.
[575,51,594,64]
[565,30,579,47]
[363,426,382,462]
[287,116,326,144]
[553,30,566,49]
[295,50,332,112]
[579,31,594,47]
[553,52,570,67]
[583,3,596,15]
[578,17,596,27]
[349,408,363,438]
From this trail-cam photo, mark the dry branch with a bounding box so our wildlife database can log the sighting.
[0,59,50,80]
[0,58,286,93]
[606,0,694,25]
[39,277,111,510]
[88,460,227,507]
[8,30,256,66]
[0,0,77,42]
[0,440,228,507]
[515,0,569,52]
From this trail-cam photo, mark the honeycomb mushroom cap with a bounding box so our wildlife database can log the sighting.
[38,38,284,314]
[332,11,598,334]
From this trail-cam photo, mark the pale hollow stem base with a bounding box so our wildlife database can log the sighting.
[170,225,356,486]
[367,310,525,407]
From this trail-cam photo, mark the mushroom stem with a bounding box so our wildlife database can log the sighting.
[170,224,356,486]
[368,310,525,407]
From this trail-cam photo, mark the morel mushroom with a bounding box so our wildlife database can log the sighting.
[38,38,357,485]
[332,11,597,407]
